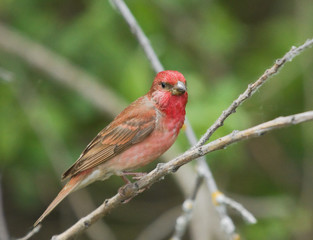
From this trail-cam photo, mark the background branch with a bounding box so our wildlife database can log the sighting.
[1,1,312,239]
[110,0,164,73]
[0,19,216,239]
[196,38,313,147]
[0,20,213,239]
[110,1,313,238]
[52,110,313,239]
[16,225,41,240]
[170,176,203,240]
[110,1,227,238]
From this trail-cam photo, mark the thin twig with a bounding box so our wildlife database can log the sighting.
[187,38,313,238]
[170,176,203,240]
[215,194,257,224]
[109,2,313,238]
[16,225,41,240]
[110,1,226,238]
[109,0,164,73]
[191,38,313,239]
[52,111,313,240]
[184,120,233,238]
[196,38,313,148]
[0,20,210,238]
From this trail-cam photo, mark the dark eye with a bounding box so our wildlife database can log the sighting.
[161,82,166,88]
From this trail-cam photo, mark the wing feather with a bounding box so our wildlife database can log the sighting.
[62,99,157,180]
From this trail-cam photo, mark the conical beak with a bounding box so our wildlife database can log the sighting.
[172,81,186,95]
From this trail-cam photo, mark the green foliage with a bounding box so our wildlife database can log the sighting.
[243,218,289,240]
[0,0,312,239]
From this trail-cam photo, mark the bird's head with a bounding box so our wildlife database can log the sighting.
[148,70,188,111]
[149,70,187,96]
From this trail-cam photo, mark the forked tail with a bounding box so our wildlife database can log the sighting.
[33,175,83,227]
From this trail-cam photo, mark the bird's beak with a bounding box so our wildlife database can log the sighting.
[172,81,186,95]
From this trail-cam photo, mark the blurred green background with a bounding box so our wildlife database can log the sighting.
[0,0,313,239]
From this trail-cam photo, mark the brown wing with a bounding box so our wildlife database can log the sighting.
[62,99,156,180]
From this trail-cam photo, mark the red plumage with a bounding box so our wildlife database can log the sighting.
[34,70,188,226]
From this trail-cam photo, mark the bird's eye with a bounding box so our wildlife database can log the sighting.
[161,82,166,88]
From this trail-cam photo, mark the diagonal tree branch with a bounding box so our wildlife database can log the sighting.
[51,110,313,240]
[110,1,226,238]
[196,38,313,147]
[1,4,312,239]
[0,19,216,239]
[110,2,313,239]
[0,20,214,239]
[110,0,164,73]
[16,225,41,240]
[109,2,313,238]
[170,175,204,240]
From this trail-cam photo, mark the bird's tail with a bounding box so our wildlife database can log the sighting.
[33,174,84,227]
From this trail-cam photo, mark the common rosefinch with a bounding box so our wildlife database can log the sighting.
[34,70,188,226]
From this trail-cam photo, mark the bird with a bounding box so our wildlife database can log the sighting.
[34,70,188,226]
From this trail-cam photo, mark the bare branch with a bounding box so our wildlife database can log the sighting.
[2,3,311,239]
[16,225,41,240]
[0,18,213,239]
[109,1,224,238]
[109,0,164,73]
[109,1,313,238]
[52,111,313,240]
[214,193,257,224]
[186,38,312,238]
[170,176,203,240]
[170,199,195,240]
[196,38,313,147]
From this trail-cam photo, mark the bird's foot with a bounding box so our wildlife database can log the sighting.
[118,182,140,204]
[118,171,148,203]
[120,171,147,182]
[120,175,131,184]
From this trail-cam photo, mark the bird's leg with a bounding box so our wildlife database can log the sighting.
[118,171,148,203]
[120,171,147,181]
[120,175,131,184]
